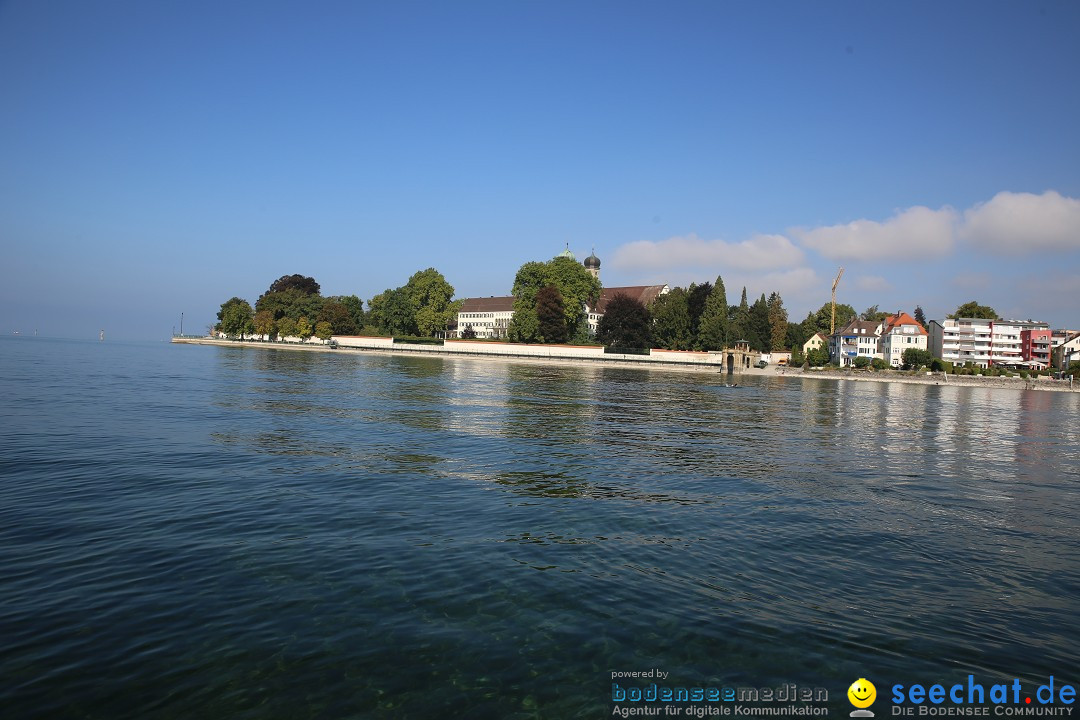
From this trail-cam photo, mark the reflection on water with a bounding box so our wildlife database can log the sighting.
[4,338,1079,719]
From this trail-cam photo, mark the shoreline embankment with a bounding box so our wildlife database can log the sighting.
[170,337,1078,393]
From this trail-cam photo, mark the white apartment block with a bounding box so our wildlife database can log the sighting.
[928,318,1047,368]
[455,296,515,339]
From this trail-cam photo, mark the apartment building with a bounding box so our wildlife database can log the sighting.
[829,318,880,366]
[878,312,928,367]
[928,318,1048,368]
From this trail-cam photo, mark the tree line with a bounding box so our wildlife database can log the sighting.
[215,269,458,341]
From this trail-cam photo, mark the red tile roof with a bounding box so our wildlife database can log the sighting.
[589,285,668,313]
[458,296,516,313]
[880,312,928,336]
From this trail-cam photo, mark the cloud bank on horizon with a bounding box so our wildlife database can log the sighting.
[608,190,1080,324]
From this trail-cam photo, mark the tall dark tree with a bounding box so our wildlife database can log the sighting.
[729,287,750,344]
[651,287,693,350]
[767,292,788,351]
[861,305,889,323]
[913,306,928,328]
[535,286,568,343]
[596,294,653,349]
[697,276,729,350]
[686,281,712,339]
[748,293,771,352]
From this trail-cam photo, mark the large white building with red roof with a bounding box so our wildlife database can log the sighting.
[878,312,929,367]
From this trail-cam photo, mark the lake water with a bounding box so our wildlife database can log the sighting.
[2,337,1078,719]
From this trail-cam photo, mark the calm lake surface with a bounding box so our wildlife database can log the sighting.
[2,337,1078,719]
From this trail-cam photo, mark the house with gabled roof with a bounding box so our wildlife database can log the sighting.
[585,285,670,336]
[829,318,881,367]
[878,311,928,367]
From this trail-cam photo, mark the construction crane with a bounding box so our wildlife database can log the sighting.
[830,267,845,335]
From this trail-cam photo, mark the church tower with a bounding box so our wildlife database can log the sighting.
[583,248,601,281]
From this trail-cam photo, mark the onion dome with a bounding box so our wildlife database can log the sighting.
[584,249,600,270]
[557,243,576,261]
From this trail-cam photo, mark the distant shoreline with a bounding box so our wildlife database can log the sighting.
[171,337,1078,393]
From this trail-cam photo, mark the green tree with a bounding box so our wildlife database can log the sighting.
[902,348,933,369]
[406,268,458,337]
[651,287,693,350]
[596,294,652,349]
[948,301,997,319]
[314,321,333,341]
[255,287,325,323]
[508,255,602,342]
[380,287,419,336]
[914,306,928,328]
[535,286,568,343]
[767,292,788,351]
[277,317,298,339]
[296,316,312,340]
[266,274,320,296]
[729,287,751,345]
[785,321,807,351]
[317,300,357,335]
[686,281,712,339]
[697,277,729,351]
[748,293,771,352]
[853,356,871,369]
[861,305,889,323]
[217,297,254,338]
[253,309,276,338]
[806,347,829,367]
[804,302,857,337]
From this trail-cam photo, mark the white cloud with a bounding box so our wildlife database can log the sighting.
[960,190,1080,253]
[792,205,958,261]
[610,232,804,272]
[855,275,893,292]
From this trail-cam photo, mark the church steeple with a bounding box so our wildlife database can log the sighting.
[583,248,600,281]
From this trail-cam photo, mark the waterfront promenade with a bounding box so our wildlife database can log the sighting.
[172,336,1077,392]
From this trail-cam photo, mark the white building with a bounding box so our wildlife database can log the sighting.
[454,296,515,339]
[878,312,928,367]
[829,318,880,366]
[928,318,1046,368]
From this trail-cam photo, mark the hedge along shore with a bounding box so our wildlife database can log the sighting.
[171,337,1079,393]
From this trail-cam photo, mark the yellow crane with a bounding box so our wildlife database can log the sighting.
[830,267,845,335]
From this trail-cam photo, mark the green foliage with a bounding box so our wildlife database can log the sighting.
[728,287,750,345]
[652,287,693,350]
[853,356,872,369]
[767,292,788,351]
[319,297,364,335]
[748,293,771,353]
[277,317,298,339]
[804,302,857,337]
[789,347,805,367]
[686,282,712,339]
[536,286,568,343]
[860,305,889,323]
[902,347,933,369]
[406,268,458,337]
[785,322,807,351]
[217,297,254,337]
[461,325,477,339]
[296,316,312,339]
[256,287,325,323]
[508,255,601,342]
[314,321,333,341]
[393,335,444,345]
[1066,361,1080,379]
[871,358,889,370]
[596,294,652,349]
[806,347,830,367]
[948,301,997,320]
[914,306,928,328]
[696,277,728,351]
[266,274,320,296]
[253,309,276,338]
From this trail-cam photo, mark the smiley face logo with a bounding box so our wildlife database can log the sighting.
[848,678,876,709]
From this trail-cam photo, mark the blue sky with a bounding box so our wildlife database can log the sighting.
[2,0,1078,340]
